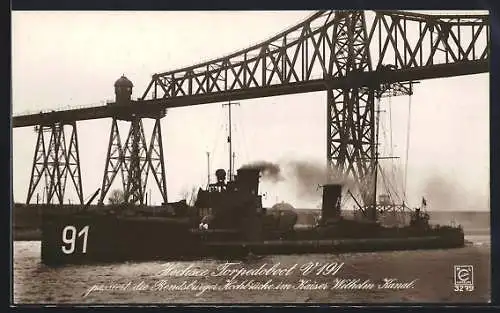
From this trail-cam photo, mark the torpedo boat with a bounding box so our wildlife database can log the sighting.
[40,93,464,266]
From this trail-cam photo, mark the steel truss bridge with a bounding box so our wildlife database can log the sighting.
[13,10,489,217]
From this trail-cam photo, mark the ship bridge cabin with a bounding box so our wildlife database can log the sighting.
[195,168,264,236]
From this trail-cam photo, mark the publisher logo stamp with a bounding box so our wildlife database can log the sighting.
[454,265,474,292]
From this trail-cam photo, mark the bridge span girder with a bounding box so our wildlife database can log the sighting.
[15,10,489,209]
[12,60,487,128]
[141,10,488,101]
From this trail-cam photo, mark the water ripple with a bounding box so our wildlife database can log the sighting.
[13,234,490,304]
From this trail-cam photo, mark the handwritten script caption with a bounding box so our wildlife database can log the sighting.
[84,262,417,297]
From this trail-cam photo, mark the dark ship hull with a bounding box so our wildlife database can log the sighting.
[40,168,464,265]
[41,207,464,266]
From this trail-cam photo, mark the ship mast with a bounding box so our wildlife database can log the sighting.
[228,101,233,180]
[370,80,416,219]
[223,101,239,181]
[206,151,210,186]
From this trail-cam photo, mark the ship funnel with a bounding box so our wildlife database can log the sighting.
[321,184,342,224]
[236,168,260,195]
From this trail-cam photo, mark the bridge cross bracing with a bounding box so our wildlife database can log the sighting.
[12,10,489,210]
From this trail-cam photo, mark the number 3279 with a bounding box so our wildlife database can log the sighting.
[454,285,474,292]
[61,225,89,254]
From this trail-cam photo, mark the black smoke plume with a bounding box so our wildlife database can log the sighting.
[240,161,283,182]
[241,159,358,202]
[285,160,355,200]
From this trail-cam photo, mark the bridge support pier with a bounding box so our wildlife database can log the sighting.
[26,121,84,205]
[99,117,168,205]
[325,11,377,220]
[326,87,377,219]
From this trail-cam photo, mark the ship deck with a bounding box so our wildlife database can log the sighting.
[204,236,443,247]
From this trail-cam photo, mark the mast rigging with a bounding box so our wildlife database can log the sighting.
[403,93,413,203]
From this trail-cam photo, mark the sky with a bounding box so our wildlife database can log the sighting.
[11,11,490,211]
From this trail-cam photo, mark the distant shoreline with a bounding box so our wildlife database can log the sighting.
[13,206,490,241]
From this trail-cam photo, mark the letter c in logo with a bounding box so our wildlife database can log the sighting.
[457,269,470,282]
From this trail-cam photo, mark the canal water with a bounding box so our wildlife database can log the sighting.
[12,232,490,304]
